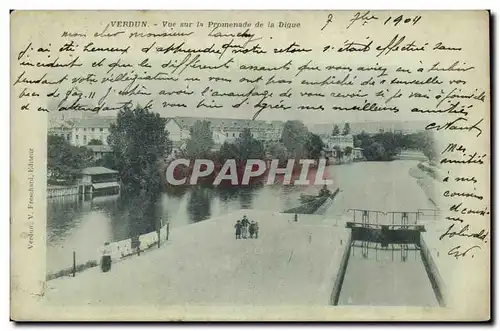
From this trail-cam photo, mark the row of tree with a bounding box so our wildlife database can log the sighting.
[353,131,437,162]
[182,119,325,166]
[332,123,351,136]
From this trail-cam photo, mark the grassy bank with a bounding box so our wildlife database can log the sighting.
[409,164,440,208]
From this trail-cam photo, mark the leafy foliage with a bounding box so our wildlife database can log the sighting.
[47,134,94,182]
[219,128,265,162]
[354,130,437,162]
[107,106,171,197]
[185,120,214,159]
[267,141,290,166]
[306,133,324,160]
[281,120,310,158]
[88,139,103,145]
[237,128,265,160]
[342,123,351,136]
[332,124,340,136]
[344,146,353,156]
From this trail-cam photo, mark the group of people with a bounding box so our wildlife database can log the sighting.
[234,215,259,239]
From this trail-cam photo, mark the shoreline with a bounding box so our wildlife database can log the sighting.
[408,162,441,208]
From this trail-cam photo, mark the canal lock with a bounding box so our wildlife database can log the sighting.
[330,210,443,307]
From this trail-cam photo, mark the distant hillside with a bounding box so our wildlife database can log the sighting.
[307,121,429,135]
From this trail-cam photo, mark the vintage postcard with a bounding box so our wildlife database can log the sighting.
[10,10,490,321]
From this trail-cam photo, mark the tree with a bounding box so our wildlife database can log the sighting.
[332,124,340,136]
[342,123,351,136]
[374,131,401,160]
[185,120,214,159]
[281,120,309,158]
[219,142,239,161]
[354,131,372,148]
[420,131,438,163]
[47,134,94,182]
[107,105,171,197]
[306,133,324,160]
[236,128,265,160]
[364,142,386,161]
[219,129,265,163]
[88,139,103,145]
[267,141,289,166]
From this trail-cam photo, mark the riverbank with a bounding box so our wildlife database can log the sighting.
[47,222,170,281]
[47,184,79,198]
[47,185,338,280]
[44,209,351,306]
[409,163,441,208]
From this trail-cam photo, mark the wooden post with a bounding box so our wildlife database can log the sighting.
[166,223,170,241]
[72,251,76,277]
[158,219,163,248]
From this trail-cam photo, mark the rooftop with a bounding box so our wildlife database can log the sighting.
[166,117,284,131]
[80,166,118,175]
[87,145,112,153]
[73,117,115,128]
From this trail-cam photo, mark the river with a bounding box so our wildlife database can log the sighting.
[47,160,434,276]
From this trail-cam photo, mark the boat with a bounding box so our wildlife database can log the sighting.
[299,185,332,203]
[299,194,318,203]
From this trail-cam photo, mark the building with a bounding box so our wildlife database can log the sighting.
[70,117,115,146]
[322,134,355,161]
[353,147,364,161]
[164,116,284,148]
[87,145,113,161]
[49,116,115,147]
[308,121,428,136]
[48,119,74,141]
[323,134,354,154]
[79,166,120,196]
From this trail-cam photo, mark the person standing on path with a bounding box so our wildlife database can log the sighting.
[234,220,242,239]
[101,242,112,272]
[249,221,255,239]
[241,215,250,239]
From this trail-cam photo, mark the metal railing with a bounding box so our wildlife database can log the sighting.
[350,241,420,262]
[347,209,386,225]
[417,208,441,220]
[347,209,426,226]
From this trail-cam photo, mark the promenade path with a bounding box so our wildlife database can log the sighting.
[44,210,351,306]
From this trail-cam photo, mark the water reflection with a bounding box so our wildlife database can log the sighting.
[338,241,438,306]
[187,187,213,223]
[47,183,311,273]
